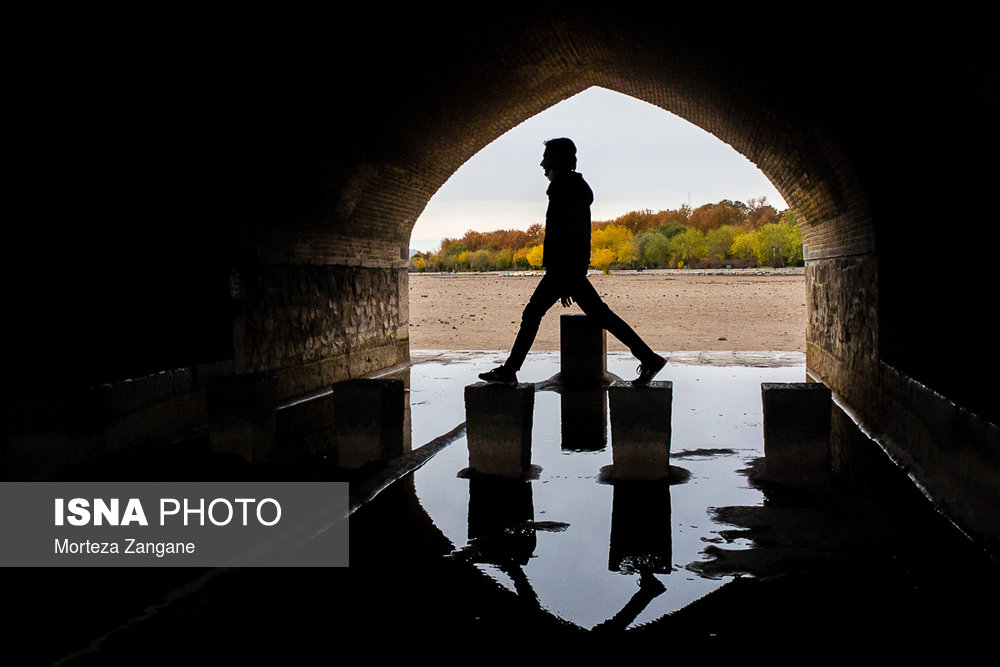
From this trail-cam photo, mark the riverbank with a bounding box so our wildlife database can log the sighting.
[408,268,806,353]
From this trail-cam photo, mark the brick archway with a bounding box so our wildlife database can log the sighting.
[11,5,999,546]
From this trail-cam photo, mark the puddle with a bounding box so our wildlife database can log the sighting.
[387,351,807,629]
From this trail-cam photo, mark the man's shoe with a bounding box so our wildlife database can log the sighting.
[633,354,666,385]
[478,365,517,384]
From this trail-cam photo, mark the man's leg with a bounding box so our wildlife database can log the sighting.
[569,277,666,383]
[504,274,563,372]
[570,277,656,362]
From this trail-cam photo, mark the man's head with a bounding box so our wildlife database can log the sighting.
[541,137,577,179]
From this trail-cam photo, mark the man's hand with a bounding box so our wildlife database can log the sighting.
[561,295,574,308]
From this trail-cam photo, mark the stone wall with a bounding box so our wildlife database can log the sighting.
[233,262,409,401]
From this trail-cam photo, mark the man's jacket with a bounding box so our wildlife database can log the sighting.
[542,171,593,277]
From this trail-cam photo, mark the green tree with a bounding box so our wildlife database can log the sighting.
[730,231,759,261]
[754,218,802,266]
[469,249,492,271]
[636,229,671,266]
[669,228,707,265]
[495,248,513,270]
[442,241,467,257]
[658,222,686,240]
[705,225,736,261]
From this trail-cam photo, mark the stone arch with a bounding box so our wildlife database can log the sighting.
[10,5,998,547]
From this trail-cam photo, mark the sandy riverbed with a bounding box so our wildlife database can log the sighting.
[408,269,806,354]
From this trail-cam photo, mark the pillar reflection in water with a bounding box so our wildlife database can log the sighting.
[464,474,541,606]
[591,479,671,632]
[559,388,608,452]
[608,479,672,575]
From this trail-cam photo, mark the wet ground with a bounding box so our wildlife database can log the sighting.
[10,351,1000,663]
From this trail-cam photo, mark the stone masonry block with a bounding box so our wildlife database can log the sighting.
[333,378,405,469]
[560,314,607,384]
[206,373,278,462]
[608,381,672,479]
[465,382,534,478]
[762,382,832,484]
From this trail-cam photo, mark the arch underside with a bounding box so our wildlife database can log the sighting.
[9,6,999,547]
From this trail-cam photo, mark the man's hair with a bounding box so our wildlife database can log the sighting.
[543,137,577,170]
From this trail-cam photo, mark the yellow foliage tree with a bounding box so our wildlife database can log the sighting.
[591,247,617,274]
[591,224,636,268]
[525,244,545,268]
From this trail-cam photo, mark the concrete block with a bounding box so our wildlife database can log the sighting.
[608,381,672,479]
[332,379,405,469]
[761,382,832,484]
[465,382,534,478]
[560,314,607,384]
[206,373,278,462]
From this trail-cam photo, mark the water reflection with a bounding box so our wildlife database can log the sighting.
[559,388,607,451]
[404,351,806,629]
[608,480,672,575]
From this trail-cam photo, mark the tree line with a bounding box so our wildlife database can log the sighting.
[410,197,803,273]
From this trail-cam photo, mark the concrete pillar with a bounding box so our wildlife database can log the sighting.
[465,382,534,478]
[560,388,608,451]
[608,381,672,480]
[332,378,405,470]
[761,382,832,484]
[560,314,607,384]
[609,480,672,574]
[206,373,278,462]
[275,391,336,458]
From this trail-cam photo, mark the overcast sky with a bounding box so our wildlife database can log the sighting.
[409,86,787,253]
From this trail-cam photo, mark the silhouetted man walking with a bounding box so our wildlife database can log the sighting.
[479,137,666,385]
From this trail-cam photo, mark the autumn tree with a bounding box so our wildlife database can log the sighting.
[745,197,780,229]
[526,223,545,245]
[525,244,545,268]
[686,200,747,232]
[591,224,635,267]
[591,247,617,274]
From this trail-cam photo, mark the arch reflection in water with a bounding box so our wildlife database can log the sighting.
[409,351,804,630]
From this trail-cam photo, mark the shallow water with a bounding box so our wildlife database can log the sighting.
[391,351,806,629]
